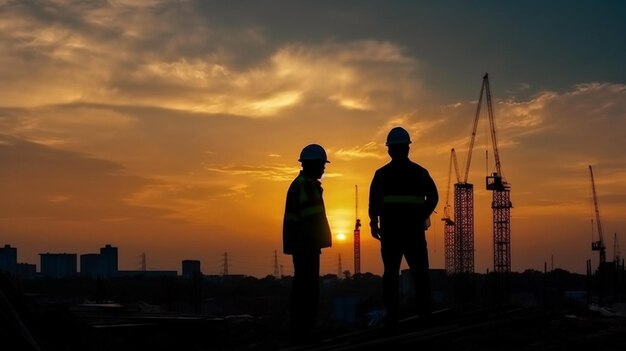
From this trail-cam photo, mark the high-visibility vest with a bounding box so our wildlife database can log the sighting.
[369,159,439,232]
[283,173,332,254]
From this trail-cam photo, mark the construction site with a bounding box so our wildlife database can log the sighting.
[1,74,625,351]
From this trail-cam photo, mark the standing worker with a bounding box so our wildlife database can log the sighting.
[283,144,333,344]
[368,126,439,326]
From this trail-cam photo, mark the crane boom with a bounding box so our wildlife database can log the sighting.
[485,74,504,179]
[589,165,606,265]
[462,78,486,183]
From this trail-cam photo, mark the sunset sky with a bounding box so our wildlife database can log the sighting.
[1,1,625,277]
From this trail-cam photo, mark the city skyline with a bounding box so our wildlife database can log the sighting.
[1,1,626,277]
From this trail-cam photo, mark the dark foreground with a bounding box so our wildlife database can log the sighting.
[2,270,625,350]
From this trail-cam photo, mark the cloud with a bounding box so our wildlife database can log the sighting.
[0,135,170,221]
[0,1,423,121]
[205,164,300,182]
[333,142,383,161]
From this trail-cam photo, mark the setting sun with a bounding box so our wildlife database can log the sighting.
[336,233,347,241]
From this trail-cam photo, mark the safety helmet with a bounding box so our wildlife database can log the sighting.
[385,127,412,146]
[298,144,330,163]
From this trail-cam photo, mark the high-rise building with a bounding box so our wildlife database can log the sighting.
[80,253,101,278]
[182,259,201,278]
[100,244,118,278]
[40,253,77,278]
[0,244,18,275]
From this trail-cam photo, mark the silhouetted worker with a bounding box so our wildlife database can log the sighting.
[283,144,332,344]
[368,127,439,325]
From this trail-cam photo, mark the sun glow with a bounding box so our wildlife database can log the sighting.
[336,233,347,241]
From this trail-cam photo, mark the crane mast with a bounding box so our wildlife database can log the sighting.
[443,149,460,274]
[589,165,606,266]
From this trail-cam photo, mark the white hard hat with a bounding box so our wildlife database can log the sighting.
[386,127,412,146]
[299,144,330,163]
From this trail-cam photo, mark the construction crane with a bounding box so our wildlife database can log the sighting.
[442,148,460,274]
[480,73,513,273]
[589,165,606,267]
[453,72,493,275]
[354,185,361,275]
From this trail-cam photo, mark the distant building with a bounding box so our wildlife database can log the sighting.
[100,244,118,278]
[80,253,101,278]
[182,260,201,278]
[40,253,77,278]
[16,263,37,279]
[0,244,17,275]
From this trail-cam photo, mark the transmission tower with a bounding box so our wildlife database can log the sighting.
[338,253,343,277]
[273,250,280,277]
[614,233,621,264]
[222,252,229,276]
[141,252,147,271]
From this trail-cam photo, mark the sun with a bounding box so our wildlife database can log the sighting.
[336,233,347,241]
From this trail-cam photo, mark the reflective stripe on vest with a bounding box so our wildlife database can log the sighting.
[382,195,425,205]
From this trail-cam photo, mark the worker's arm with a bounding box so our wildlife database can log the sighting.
[423,170,439,218]
[368,171,381,240]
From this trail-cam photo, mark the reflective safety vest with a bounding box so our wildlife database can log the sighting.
[283,172,332,254]
[369,158,439,233]
[382,195,426,205]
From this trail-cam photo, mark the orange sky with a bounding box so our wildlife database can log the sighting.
[1,1,625,276]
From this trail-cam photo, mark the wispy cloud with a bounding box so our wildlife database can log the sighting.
[333,142,383,160]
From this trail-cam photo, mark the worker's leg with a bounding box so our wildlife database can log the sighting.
[404,232,431,317]
[289,250,320,343]
[381,237,403,324]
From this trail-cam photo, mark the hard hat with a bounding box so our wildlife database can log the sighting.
[385,127,412,146]
[299,144,330,163]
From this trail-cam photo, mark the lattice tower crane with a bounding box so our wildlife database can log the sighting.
[453,73,491,274]
[589,165,606,267]
[354,185,361,275]
[481,73,513,273]
[442,148,460,274]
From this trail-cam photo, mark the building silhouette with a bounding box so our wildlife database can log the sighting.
[0,244,17,275]
[100,244,118,278]
[80,253,101,278]
[40,253,77,278]
[182,259,201,278]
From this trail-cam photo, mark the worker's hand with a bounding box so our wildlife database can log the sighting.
[370,224,381,241]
